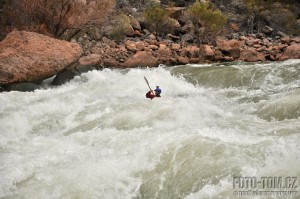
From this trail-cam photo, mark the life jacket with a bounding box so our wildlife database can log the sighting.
[154,88,161,94]
[154,88,161,97]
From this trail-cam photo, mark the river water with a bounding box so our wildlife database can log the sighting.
[1,60,300,199]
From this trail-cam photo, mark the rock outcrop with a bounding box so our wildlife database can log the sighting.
[279,44,300,61]
[0,31,82,85]
[122,51,158,68]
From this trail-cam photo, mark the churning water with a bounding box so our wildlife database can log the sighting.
[0,60,300,199]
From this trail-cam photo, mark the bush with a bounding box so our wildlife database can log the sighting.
[109,14,131,42]
[243,0,300,35]
[187,1,227,43]
[0,0,115,40]
[144,4,170,34]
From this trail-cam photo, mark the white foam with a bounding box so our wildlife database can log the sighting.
[0,65,299,198]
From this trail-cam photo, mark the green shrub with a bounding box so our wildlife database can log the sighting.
[144,5,170,34]
[109,14,131,42]
[187,2,227,42]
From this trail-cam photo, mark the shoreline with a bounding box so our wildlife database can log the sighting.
[0,30,300,92]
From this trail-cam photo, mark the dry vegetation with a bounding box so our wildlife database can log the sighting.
[0,0,115,40]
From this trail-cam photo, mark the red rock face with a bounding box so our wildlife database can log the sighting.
[79,54,101,66]
[0,31,82,85]
[199,44,215,61]
[279,44,300,61]
[216,38,244,58]
[240,48,265,62]
[122,51,158,68]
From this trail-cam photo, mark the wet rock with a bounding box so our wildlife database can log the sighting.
[4,83,40,92]
[0,31,82,85]
[51,70,78,86]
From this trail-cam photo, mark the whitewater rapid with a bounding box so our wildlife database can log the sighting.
[0,60,300,199]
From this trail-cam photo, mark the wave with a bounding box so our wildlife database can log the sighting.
[0,61,300,198]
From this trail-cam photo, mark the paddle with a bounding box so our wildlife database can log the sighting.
[144,76,154,94]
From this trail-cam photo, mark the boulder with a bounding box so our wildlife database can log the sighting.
[149,45,159,50]
[134,30,143,37]
[135,41,145,51]
[291,37,300,43]
[123,23,135,37]
[186,46,200,58]
[157,45,171,59]
[281,37,290,44]
[0,31,82,85]
[103,58,120,67]
[125,40,137,52]
[51,70,78,86]
[261,26,273,35]
[167,34,180,41]
[129,15,141,31]
[214,50,224,61]
[216,38,244,58]
[3,82,40,92]
[199,45,215,61]
[240,48,265,62]
[78,54,101,66]
[102,37,117,48]
[171,43,181,51]
[176,55,189,64]
[165,18,181,35]
[279,44,300,61]
[122,51,158,68]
